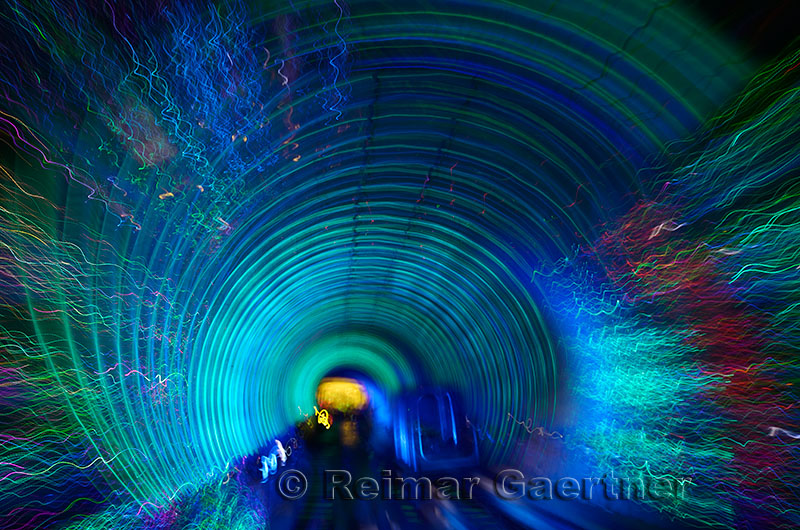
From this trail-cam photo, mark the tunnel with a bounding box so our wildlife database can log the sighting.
[0,0,799,529]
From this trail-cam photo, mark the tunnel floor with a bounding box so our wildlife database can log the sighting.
[240,419,661,530]
[249,421,530,530]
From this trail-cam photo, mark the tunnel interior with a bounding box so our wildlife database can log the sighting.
[0,0,799,529]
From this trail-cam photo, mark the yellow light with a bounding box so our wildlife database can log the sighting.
[314,406,331,429]
[340,419,359,447]
[316,377,369,412]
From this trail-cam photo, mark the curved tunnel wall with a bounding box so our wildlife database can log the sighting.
[0,0,761,525]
